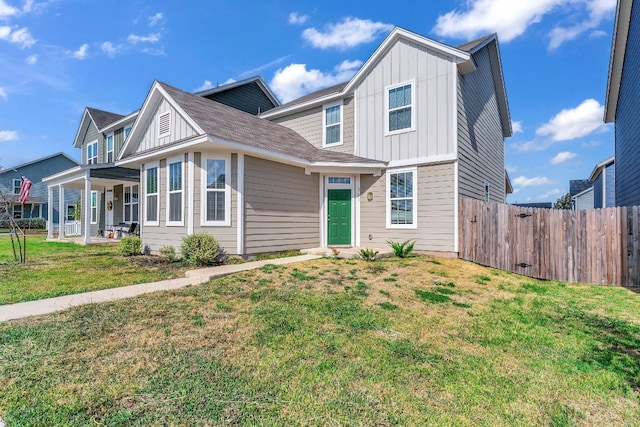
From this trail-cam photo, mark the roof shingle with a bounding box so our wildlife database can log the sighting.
[87,107,125,130]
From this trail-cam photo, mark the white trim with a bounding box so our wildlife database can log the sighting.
[384,80,416,136]
[47,187,54,239]
[237,153,245,254]
[355,174,361,247]
[604,0,633,123]
[124,125,133,141]
[386,167,418,229]
[187,152,194,235]
[144,161,160,226]
[325,175,356,246]
[12,178,21,195]
[454,160,459,253]
[166,155,184,226]
[319,174,325,247]
[99,112,138,134]
[452,60,459,158]
[83,173,92,244]
[123,184,140,224]
[200,154,231,227]
[87,140,98,165]
[322,101,343,147]
[386,154,457,169]
[66,204,75,221]
[58,186,65,239]
[90,190,98,225]
[106,132,114,163]
[158,111,171,138]
[354,91,359,157]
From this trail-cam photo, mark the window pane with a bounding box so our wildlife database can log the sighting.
[147,195,157,221]
[124,205,131,222]
[169,193,181,222]
[132,204,139,222]
[326,105,340,125]
[328,177,351,184]
[326,124,340,144]
[207,160,225,190]
[132,185,139,203]
[207,191,225,222]
[147,167,158,194]
[124,187,131,204]
[391,199,413,225]
[125,127,132,138]
[169,162,182,191]
[389,107,411,131]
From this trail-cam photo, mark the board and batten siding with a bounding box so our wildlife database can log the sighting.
[457,44,506,203]
[272,97,355,155]
[354,39,456,162]
[134,99,199,155]
[81,122,102,165]
[244,156,320,254]
[360,162,456,252]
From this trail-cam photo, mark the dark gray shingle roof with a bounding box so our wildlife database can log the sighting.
[159,82,380,164]
[264,82,348,116]
[570,179,593,197]
[87,107,125,130]
[456,33,496,53]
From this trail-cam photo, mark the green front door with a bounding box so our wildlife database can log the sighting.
[328,189,351,245]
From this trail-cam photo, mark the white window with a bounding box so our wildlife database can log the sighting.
[13,205,22,219]
[124,125,132,140]
[66,205,76,221]
[106,133,114,163]
[166,156,183,226]
[13,179,21,195]
[144,162,159,226]
[201,156,231,226]
[90,191,98,224]
[385,81,415,135]
[87,141,98,165]
[323,102,342,146]
[123,185,139,223]
[328,177,351,185]
[158,111,171,138]
[386,168,417,228]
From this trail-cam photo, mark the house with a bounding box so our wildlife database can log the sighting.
[0,153,79,225]
[45,27,512,256]
[570,179,594,210]
[604,0,639,206]
[512,202,552,209]
[589,156,615,208]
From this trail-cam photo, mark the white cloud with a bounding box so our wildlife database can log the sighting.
[149,12,164,26]
[506,164,518,174]
[511,139,548,152]
[550,151,577,165]
[0,25,36,48]
[127,32,160,44]
[538,188,563,200]
[511,120,523,134]
[589,29,607,38]
[581,140,602,148]
[68,43,89,60]
[289,12,308,25]
[196,80,214,92]
[270,59,362,103]
[0,86,6,99]
[25,53,36,64]
[0,0,18,18]
[536,98,607,142]
[513,175,555,188]
[0,130,18,141]
[101,41,120,57]
[302,17,393,50]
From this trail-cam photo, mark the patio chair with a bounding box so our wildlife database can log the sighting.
[122,222,137,237]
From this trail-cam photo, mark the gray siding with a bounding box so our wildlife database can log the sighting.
[354,38,456,162]
[605,163,616,208]
[360,162,456,252]
[81,122,102,165]
[457,44,506,203]
[134,99,198,155]
[594,173,604,209]
[615,0,640,206]
[244,156,320,254]
[203,81,277,115]
[574,188,594,210]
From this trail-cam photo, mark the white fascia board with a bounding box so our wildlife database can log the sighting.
[260,93,348,120]
[605,0,633,123]
[116,134,209,166]
[588,156,615,182]
[72,110,96,149]
[100,111,140,134]
[42,166,83,184]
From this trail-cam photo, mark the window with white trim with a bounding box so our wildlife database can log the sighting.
[166,157,183,225]
[90,191,98,224]
[158,111,171,138]
[106,133,114,163]
[87,141,98,165]
[385,81,415,135]
[323,102,342,146]
[387,168,416,228]
[13,205,22,219]
[201,157,231,226]
[328,177,351,185]
[13,179,21,195]
[124,125,132,140]
[145,163,159,226]
[66,204,76,221]
[124,184,139,223]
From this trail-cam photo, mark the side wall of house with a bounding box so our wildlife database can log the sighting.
[457,44,506,203]
[605,162,616,208]
[81,122,102,165]
[244,156,320,254]
[574,189,594,210]
[594,173,604,209]
[615,0,640,206]
[359,162,455,252]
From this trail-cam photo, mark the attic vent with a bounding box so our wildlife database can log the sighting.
[158,111,171,137]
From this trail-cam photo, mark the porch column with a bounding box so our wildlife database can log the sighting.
[237,153,244,255]
[187,151,194,235]
[47,186,54,240]
[84,172,92,244]
[58,185,65,240]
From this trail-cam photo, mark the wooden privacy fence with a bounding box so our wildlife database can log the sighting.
[459,197,640,287]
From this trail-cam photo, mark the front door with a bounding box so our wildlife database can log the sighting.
[328,189,351,245]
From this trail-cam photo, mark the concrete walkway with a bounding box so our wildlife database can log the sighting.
[0,254,321,323]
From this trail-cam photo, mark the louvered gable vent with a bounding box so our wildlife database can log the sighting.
[158,111,171,137]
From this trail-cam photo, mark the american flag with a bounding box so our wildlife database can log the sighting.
[18,176,32,205]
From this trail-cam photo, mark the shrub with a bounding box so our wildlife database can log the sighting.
[159,245,176,262]
[118,236,141,256]
[359,248,379,261]
[226,255,246,265]
[0,217,46,230]
[181,233,221,266]
[387,240,415,258]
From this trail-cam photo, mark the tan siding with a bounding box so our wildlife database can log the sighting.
[134,99,198,155]
[244,156,319,254]
[354,39,456,162]
[359,163,455,252]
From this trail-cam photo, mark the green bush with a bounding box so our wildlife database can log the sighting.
[359,248,379,261]
[387,240,415,258]
[181,233,221,266]
[159,246,176,262]
[118,236,141,256]
[0,217,46,230]
[226,255,246,265]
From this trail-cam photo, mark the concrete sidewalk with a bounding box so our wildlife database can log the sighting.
[0,254,321,322]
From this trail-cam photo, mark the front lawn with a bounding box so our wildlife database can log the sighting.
[1,255,639,425]
[0,236,190,304]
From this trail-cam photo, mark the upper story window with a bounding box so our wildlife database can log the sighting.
[387,168,417,229]
[385,81,415,135]
[323,102,342,146]
[106,133,114,163]
[166,156,183,226]
[158,112,171,138]
[87,141,98,165]
[90,191,98,224]
[13,179,21,195]
[124,125,132,140]
[201,156,231,226]
[144,162,159,226]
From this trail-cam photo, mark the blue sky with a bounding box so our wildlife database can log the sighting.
[0,0,617,204]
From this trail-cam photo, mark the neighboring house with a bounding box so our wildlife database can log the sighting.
[44,28,512,255]
[570,179,594,210]
[589,156,616,209]
[604,0,639,206]
[512,202,552,209]
[0,153,79,224]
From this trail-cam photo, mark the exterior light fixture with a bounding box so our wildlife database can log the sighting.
[367,192,373,202]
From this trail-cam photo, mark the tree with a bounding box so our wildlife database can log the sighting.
[553,192,571,210]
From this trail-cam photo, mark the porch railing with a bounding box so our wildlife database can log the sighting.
[64,220,81,236]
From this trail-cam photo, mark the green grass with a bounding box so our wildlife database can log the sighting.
[1,255,640,425]
[0,236,191,304]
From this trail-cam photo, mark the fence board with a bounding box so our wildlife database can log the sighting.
[459,197,639,287]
